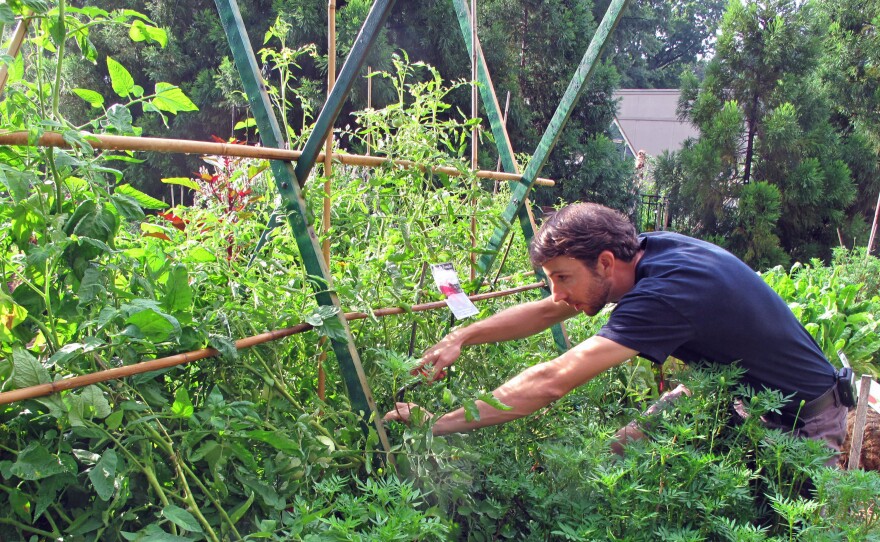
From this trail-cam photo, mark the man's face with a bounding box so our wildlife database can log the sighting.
[542,256,612,316]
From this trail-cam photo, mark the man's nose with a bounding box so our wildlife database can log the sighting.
[551,286,567,303]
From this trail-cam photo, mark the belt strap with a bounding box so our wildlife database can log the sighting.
[782,384,837,420]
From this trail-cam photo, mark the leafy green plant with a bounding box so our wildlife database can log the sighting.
[761,261,880,376]
[2,4,880,540]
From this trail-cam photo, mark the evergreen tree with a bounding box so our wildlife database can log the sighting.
[815,0,880,231]
[658,0,858,266]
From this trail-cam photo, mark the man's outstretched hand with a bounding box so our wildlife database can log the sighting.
[383,402,434,425]
[414,332,463,381]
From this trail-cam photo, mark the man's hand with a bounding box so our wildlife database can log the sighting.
[383,402,434,425]
[416,333,463,381]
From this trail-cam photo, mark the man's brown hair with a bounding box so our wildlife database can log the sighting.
[529,203,640,267]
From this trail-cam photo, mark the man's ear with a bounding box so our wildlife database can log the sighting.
[596,250,616,276]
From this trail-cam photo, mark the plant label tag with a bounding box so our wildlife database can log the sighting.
[431,263,479,320]
[855,377,880,416]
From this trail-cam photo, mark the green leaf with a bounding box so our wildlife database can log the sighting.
[115,184,169,210]
[88,449,118,501]
[105,410,124,430]
[161,177,200,191]
[9,487,31,522]
[463,399,480,423]
[229,491,255,526]
[64,200,118,245]
[107,56,135,98]
[21,0,51,13]
[80,385,112,418]
[10,443,71,480]
[316,435,336,452]
[111,193,146,221]
[125,308,180,343]
[0,292,28,344]
[171,387,194,418]
[208,334,238,362]
[234,118,257,130]
[477,391,512,412]
[185,246,216,262]
[12,347,50,388]
[76,31,98,63]
[124,523,198,541]
[72,88,104,108]
[0,4,15,24]
[151,82,198,114]
[162,504,203,533]
[162,265,193,314]
[129,20,167,47]
[48,342,84,366]
[306,306,348,341]
[48,10,66,46]
[106,103,133,133]
[245,430,299,453]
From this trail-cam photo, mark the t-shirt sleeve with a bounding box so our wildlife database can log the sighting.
[596,293,694,365]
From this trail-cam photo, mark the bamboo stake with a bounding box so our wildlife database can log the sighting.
[323,0,337,265]
[470,0,478,165]
[366,66,373,156]
[847,374,873,470]
[0,17,31,97]
[469,0,479,281]
[0,281,544,406]
[0,131,555,186]
[317,0,338,402]
[867,190,880,258]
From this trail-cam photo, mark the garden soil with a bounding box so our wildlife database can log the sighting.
[838,408,880,471]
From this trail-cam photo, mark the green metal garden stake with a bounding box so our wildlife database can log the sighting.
[214,0,393,454]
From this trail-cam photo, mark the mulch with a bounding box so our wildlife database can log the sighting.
[838,407,880,471]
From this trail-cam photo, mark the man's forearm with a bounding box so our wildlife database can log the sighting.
[450,297,578,348]
[428,336,637,435]
[430,362,562,435]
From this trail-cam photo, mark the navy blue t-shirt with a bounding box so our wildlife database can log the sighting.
[596,232,835,401]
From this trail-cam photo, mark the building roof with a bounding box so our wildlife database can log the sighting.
[613,89,699,157]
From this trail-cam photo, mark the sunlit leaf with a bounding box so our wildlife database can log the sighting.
[115,184,169,209]
[106,56,135,98]
[129,20,167,47]
[171,387,193,418]
[162,177,200,191]
[72,88,104,108]
[151,82,198,114]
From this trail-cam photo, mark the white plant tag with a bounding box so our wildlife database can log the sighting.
[431,263,479,320]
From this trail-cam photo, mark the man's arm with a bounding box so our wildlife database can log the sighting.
[422,296,580,376]
[389,336,638,435]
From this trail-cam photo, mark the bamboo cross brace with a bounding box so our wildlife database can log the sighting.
[0,281,544,406]
[0,132,555,187]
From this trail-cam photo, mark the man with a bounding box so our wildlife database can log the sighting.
[384,203,849,454]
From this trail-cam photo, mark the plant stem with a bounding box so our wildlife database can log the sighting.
[0,517,59,538]
[51,0,65,121]
[180,461,244,541]
[142,422,221,542]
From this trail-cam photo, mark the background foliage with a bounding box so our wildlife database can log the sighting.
[2,1,880,541]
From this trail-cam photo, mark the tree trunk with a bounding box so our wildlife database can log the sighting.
[742,92,760,184]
